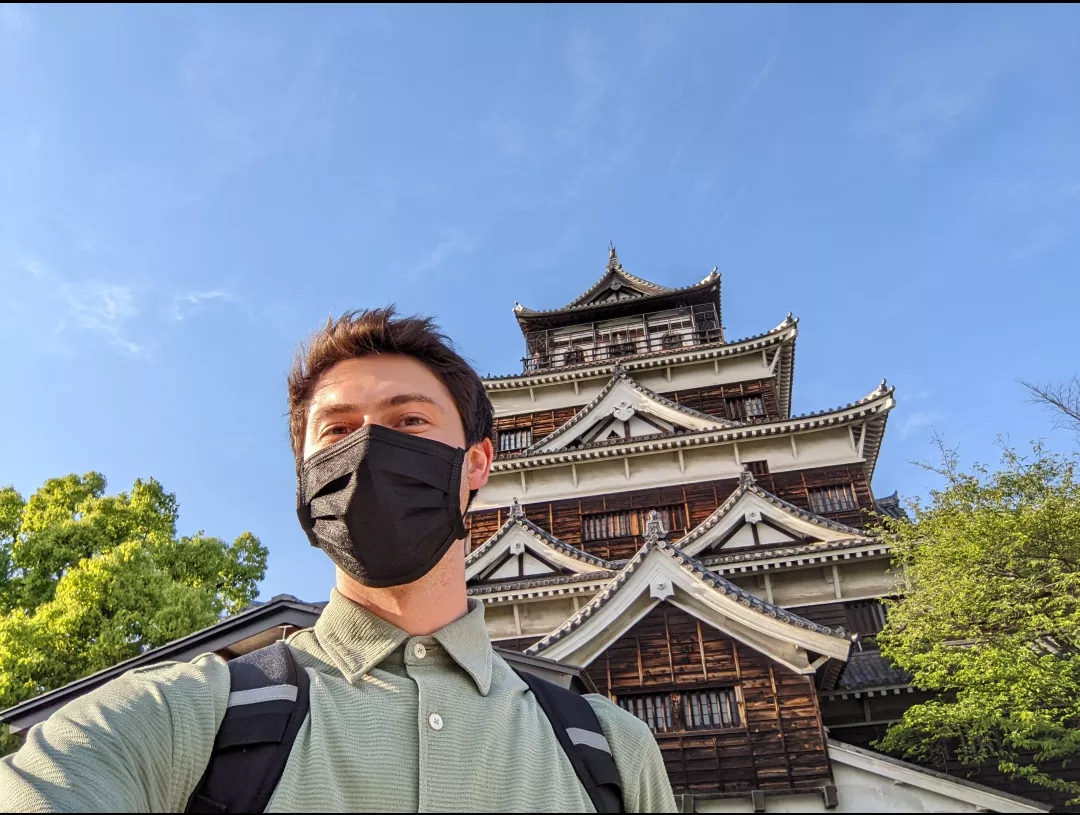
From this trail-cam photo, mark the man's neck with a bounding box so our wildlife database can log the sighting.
[334,545,469,636]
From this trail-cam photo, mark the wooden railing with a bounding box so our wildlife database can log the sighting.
[522,328,723,373]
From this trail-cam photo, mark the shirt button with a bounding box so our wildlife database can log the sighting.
[428,713,444,731]
[413,643,427,660]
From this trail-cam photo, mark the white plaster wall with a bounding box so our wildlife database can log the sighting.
[484,603,519,639]
[767,568,840,607]
[487,354,776,416]
[692,762,989,812]
[517,597,577,635]
[839,559,898,597]
[475,429,862,509]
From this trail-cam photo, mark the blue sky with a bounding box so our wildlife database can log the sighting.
[2,4,1078,603]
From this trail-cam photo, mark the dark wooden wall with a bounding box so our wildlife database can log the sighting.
[661,379,780,423]
[467,464,876,559]
[587,604,831,795]
[494,406,579,441]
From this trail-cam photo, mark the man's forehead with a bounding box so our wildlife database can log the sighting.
[309,356,453,411]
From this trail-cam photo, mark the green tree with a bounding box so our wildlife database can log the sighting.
[876,440,1080,802]
[0,472,268,749]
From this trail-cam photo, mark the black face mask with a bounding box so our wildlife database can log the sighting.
[296,423,467,588]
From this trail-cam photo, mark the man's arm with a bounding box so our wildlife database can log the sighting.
[586,695,678,813]
[0,655,230,813]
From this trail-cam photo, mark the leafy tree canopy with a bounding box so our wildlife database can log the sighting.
[0,472,267,720]
[876,440,1080,802]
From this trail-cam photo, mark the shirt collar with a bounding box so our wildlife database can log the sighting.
[312,590,494,696]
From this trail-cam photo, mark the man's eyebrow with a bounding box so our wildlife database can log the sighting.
[374,393,443,412]
[309,394,444,427]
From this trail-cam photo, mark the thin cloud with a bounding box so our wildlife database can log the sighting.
[708,184,749,239]
[15,259,149,358]
[899,411,940,440]
[168,290,237,321]
[860,25,1020,160]
[405,230,475,284]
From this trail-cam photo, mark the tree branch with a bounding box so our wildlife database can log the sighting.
[1021,377,1080,432]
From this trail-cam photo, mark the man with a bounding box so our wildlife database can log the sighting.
[1,307,676,813]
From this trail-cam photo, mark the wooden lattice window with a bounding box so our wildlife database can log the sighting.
[581,505,688,542]
[725,395,766,421]
[618,693,674,733]
[744,460,770,478]
[583,510,632,541]
[498,428,532,453]
[808,484,858,514]
[683,688,741,731]
[619,687,741,734]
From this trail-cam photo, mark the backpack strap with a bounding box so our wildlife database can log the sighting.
[186,642,311,814]
[514,669,625,813]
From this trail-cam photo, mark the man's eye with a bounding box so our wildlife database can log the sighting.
[399,415,427,428]
[327,425,354,437]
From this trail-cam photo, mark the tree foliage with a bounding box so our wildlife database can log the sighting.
[875,440,1080,801]
[0,472,268,728]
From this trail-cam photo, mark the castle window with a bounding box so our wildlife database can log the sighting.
[725,395,766,421]
[808,484,858,514]
[498,428,532,453]
[618,687,742,733]
[581,505,688,541]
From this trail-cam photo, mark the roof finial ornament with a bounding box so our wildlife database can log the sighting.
[740,468,756,488]
[513,301,524,314]
[707,265,719,281]
[612,360,627,378]
[509,497,524,519]
[607,242,622,272]
[644,510,667,542]
[878,378,888,392]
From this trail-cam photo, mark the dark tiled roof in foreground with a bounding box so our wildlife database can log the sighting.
[837,649,911,691]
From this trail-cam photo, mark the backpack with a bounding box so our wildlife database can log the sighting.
[185,642,624,813]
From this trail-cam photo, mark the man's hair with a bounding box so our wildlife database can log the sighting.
[288,306,494,464]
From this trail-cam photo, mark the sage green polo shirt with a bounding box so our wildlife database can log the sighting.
[0,591,676,812]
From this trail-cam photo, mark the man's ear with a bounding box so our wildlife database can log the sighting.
[466,438,494,491]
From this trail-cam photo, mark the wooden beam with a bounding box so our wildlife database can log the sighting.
[624,457,631,481]
[832,564,843,599]
[696,621,709,682]
[512,603,523,636]
[663,607,676,684]
[733,441,741,466]
[571,463,579,487]
[677,449,686,474]
[763,573,774,604]
[520,471,528,494]
[790,434,799,459]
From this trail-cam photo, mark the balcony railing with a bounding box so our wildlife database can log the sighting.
[522,328,723,373]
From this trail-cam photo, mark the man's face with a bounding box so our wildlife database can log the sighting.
[303,354,492,513]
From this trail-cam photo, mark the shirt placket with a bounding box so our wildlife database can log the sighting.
[407,636,457,813]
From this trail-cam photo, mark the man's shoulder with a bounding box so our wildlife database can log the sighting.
[53,651,233,735]
[583,692,653,745]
